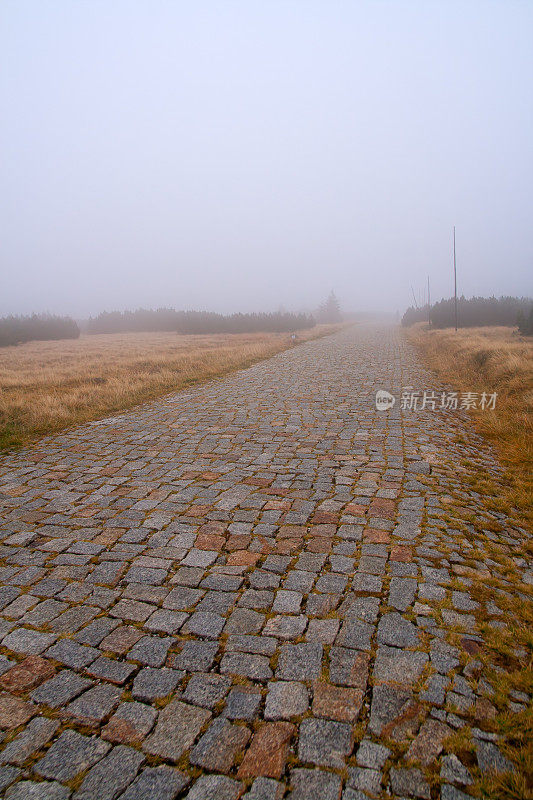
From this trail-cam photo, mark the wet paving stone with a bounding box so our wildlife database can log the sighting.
[0,325,529,797]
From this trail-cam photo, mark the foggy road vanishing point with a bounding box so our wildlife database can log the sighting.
[0,325,529,800]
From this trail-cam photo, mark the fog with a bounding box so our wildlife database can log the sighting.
[1,1,532,318]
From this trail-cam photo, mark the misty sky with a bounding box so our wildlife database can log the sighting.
[1,1,532,318]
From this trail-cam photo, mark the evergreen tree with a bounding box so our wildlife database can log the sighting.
[317,291,341,323]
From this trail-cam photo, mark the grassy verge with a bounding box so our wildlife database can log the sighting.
[408,324,533,798]
[405,324,533,531]
[0,325,340,449]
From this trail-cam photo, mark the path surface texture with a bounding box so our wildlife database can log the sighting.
[0,325,530,800]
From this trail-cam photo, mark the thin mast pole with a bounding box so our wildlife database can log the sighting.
[427,275,431,326]
[453,226,458,331]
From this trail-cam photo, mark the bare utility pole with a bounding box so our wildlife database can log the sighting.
[453,226,458,331]
[427,275,431,326]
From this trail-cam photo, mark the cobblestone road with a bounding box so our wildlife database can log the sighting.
[0,326,530,800]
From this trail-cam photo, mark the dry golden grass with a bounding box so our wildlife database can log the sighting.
[0,326,337,449]
[408,325,533,797]
[406,324,533,530]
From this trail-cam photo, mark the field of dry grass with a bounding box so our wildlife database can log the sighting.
[407,324,533,530]
[0,326,337,449]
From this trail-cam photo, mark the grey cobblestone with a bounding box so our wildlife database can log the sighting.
[144,700,211,761]
[183,673,231,708]
[265,681,308,720]
[221,652,273,681]
[356,739,390,769]
[0,717,59,765]
[65,684,122,726]
[275,643,322,681]
[288,768,342,800]
[172,640,218,671]
[190,718,250,772]
[127,635,172,667]
[223,686,262,720]
[5,782,70,800]
[373,645,428,684]
[2,629,57,655]
[132,667,181,701]
[46,640,99,668]
[185,774,243,800]
[119,765,189,800]
[34,729,110,781]
[73,745,144,800]
[0,766,21,793]
[298,718,353,768]
[31,670,92,707]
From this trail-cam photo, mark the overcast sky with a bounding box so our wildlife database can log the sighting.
[1,1,532,318]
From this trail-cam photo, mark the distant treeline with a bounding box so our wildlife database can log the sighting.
[0,314,80,348]
[517,307,533,336]
[87,308,315,334]
[402,295,533,329]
